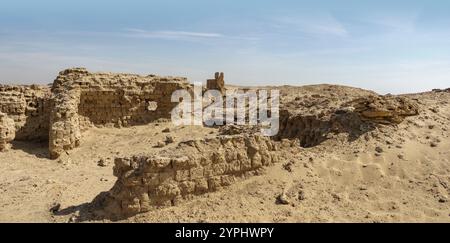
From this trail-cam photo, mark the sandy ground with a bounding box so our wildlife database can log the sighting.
[0,86,449,222]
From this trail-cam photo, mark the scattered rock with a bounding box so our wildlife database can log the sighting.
[276,193,290,205]
[46,179,56,184]
[438,196,448,203]
[335,106,355,114]
[57,157,72,166]
[19,176,31,182]
[97,158,108,167]
[68,216,77,223]
[162,128,171,133]
[49,203,61,214]
[165,135,174,144]
[298,190,306,201]
[429,107,439,113]
[282,161,295,172]
[359,185,368,191]
[155,141,166,148]
[375,146,383,153]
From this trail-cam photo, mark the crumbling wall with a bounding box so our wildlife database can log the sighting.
[0,112,15,151]
[346,95,419,124]
[0,85,51,141]
[95,134,279,219]
[49,68,191,158]
[277,95,419,147]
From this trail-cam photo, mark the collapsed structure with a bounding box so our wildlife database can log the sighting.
[0,84,50,143]
[0,68,191,158]
[49,68,191,158]
[95,134,278,219]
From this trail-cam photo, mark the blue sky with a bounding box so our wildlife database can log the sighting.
[1,0,450,94]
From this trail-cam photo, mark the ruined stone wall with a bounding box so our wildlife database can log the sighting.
[0,84,51,141]
[0,112,15,151]
[95,134,279,219]
[277,95,420,147]
[0,68,193,158]
[49,68,191,158]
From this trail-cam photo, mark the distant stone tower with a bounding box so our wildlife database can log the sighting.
[206,72,225,95]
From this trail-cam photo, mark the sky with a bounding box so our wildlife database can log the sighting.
[1,0,450,94]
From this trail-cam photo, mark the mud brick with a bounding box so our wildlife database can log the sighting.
[194,178,209,194]
[121,198,141,215]
[251,153,263,169]
[241,157,253,171]
[226,160,241,173]
[178,181,196,195]
[158,170,175,183]
[212,163,227,176]
[207,176,222,191]
[175,169,190,181]
[171,156,192,170]
[220,175,235,187]
[189,166,204,179]
[155,182,180,198]
[203,165,214,178]
[142,173,159,187]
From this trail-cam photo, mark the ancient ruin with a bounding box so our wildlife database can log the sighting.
[48,68,191,158]
[95,134,278,219]
[0,68,426,220]
[0,112,15,151]
[0,84,50,142]
[0,68,192,158]
[206,72,226,95]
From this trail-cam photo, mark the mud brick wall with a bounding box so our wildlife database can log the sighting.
[77,82,187,128]
[0,112,15,151]
[276,95,419,148]
[96,134,279,219]
[0,85,51,141]
[49,68,191,158]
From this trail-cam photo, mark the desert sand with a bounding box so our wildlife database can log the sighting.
[0,77,449,222]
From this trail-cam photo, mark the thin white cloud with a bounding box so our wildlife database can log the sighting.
[367,12,419,33]
[122,28,260,42]
[271,13,349,37]
[124,28,223,39]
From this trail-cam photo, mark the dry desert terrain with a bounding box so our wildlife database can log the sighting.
[0,69,449,222]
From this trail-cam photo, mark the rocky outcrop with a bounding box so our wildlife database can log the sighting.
[93,134,279,219]
[0,112,15,151]
[276,94,419,147]
[347,95,419,124]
